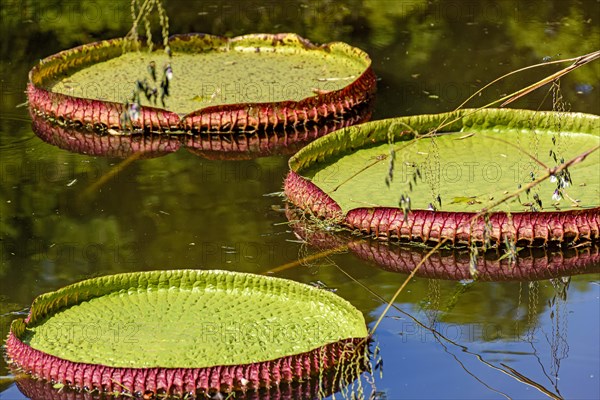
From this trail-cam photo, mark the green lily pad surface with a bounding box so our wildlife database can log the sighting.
[15,270,367,368]
[295,109,600,213]
[51,51,362,115]
[47,35,369,115]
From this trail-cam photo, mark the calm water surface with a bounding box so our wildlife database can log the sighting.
[1,1,599,399]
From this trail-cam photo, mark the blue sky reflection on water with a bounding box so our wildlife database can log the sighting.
[365,279,599,399]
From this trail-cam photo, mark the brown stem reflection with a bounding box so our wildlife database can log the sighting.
[520,278,570,398]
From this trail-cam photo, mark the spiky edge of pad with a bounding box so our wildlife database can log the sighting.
[13,354,368,400]
[6,333,365,396]
[284,169,599,246]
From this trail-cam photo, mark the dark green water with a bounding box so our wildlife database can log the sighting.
[1,0,599,399]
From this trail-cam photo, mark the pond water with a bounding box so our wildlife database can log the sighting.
[1,0,599,399]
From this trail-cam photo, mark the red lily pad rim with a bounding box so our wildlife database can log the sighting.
[6,331,366,395]
[284,108,600,247]
[286,205,600,281]
[29,99,372,159]
[27,33,377,132]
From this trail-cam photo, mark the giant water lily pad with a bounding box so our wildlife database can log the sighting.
[285,109,600,246]
[5,270,368,396]
[28,33,375,133]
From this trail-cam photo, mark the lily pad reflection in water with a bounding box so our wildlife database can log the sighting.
[30,102,372,160]
[286,206,600,282]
